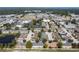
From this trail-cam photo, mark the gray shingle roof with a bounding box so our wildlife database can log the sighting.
[32,41,43,46]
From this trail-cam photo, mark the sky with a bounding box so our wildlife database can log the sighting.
[0,0,78,7]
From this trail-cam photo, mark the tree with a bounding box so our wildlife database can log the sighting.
[49,40,52,43]
[72,43,76,48]
[26,41,32,48]
[53,39,58,42]
[27,26,31,30]
[12,40,17,46]
[4,44,8,48]
[74,30,77,33]
[0,44,4,49]
[43,43,48,48]
[23,23,29,28]
[23,40,26,43]
[31,28,34,32]
[32,19,36,25]
[9,40,17,48]
[37,19,42,26]
[65,21,68,25]
[35,39,39,43]
[52,10,69,16]
[48,29,51,32]
[41,28,44,32]
[42,39,47,44]
[38,32,41,38]
[3,23,11,30]
[71,19,76,24]
[15,27,19,30]
[77,43,79,48]
[57,42,62,48]
[0,30,2,34]
[68,39,73,43]
[14,32,20,38]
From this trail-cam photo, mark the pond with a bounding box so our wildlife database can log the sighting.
[0,35,15,45]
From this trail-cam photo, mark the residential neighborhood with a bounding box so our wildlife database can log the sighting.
[0,7,79,51]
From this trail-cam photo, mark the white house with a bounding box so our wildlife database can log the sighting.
[45,32,54,41]
[32,41,43,48]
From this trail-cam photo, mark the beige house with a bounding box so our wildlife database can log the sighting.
[46,41,58,48]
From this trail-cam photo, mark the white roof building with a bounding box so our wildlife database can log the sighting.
[32,41,43,48]
[43,18,50,22]
[64,23,76,29]
[45,32,54,41]
[22,20,31,24]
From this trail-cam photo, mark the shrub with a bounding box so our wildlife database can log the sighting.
[57,42,62,48]
[26,41,32,48]
[72,43,76,48]
[43,43,48,48]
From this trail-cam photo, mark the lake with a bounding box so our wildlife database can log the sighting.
[0,35,15,45]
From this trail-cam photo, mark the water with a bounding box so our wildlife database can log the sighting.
[0,35,15,45]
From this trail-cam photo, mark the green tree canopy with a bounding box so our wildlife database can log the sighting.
[3,23,11,30]
[26,41,32,48]
[43,43,48,48]
[14,32,20,38]
[57,42,62,48]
